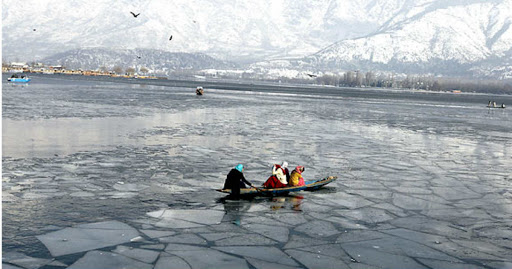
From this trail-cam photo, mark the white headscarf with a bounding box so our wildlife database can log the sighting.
[281,161,288,168]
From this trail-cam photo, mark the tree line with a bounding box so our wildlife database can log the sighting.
[295,71,512,95]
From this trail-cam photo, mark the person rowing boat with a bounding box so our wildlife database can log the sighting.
[222,164,254,198]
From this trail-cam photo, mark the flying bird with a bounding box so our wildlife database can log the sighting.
[137,56,141,59]
[169,35,173,41]
[33,29,36,31]
[130,12,140,18]
[307,74,317,78]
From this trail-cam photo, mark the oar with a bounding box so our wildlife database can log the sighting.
[249,185,264,192]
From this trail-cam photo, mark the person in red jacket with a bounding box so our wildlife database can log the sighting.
[263,161,289,189]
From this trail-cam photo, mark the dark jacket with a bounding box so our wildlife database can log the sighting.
[223,169,252,197]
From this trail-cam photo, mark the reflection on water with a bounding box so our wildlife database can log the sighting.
[2,108,241,158]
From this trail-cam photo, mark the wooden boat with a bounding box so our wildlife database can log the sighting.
[216,176,337,196]
[196,86,204,95]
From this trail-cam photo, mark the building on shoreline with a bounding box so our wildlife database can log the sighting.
[2,63,161,80]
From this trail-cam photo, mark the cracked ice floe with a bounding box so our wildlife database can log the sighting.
[242,223,289,242]
[140,229,176,238]
[67,250,152,269]
[165,244,250,269]
[214,246,299,267]
[341,235,460,262]
[155,253,191,269]
[36,220,139,256]
[159,233,207,245]
[113,245,160,264]
[286,249,350,269]
[294,220,340,237]
[334,207,395,223]
[392,193,452,210]
[146,209,224,228]
[2,251,57,269]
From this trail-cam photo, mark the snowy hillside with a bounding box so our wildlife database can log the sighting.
[2,0,422,63]
[2,0,512,78]
[42,48,236,73]
[307,0,512,78]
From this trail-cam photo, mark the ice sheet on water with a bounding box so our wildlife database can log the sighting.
[268,213,308,226]
[313,192,374,209]
[214,233,278,246]
[166,247,250,269]
[3,254,52,269]
[323,216,368,230]
[153,219,204,229]
[389,216,469,239]
[337,230,390,244]
[392,193,452,210]
[346,243,430,268]
[283,235,330,249]
[2,264,24,269]
[346,189,393,200]
[140,229,176,238]
[451,239,511,259]
[199,232,241,241]
[390,186,432,194]
[344,235,459,262]
[334,208,395,224]
[159,233,207,245]
[36,220,139,256]
[165,243,206,252]
[294,220,340,237]
[154,253,192,269]
[299,244,353,262]
[243,223,289,243]
[417,258,487,269]
[112,245,160,264]
[243,216,291,227]
[140,244,165,250]
[147,209,225,226]
[245,257,301,269]
[430,186,482,200]
[214,246,299,267]
[67,250,152,269]
[285,249,349,269]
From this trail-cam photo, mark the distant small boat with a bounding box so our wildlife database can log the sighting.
[487,102,505,109]
[487,105,505,109]
[7,75,31,82]
[196,86,204,95]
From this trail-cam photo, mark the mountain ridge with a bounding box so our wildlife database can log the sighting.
[3,0,512,78]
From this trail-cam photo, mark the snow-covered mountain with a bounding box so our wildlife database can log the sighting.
[1,0,430,63]
[305,0,512,78]
[2,0,512,78]
[42,48,236,73]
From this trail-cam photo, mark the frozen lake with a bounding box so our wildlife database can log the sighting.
[3,74,512,269]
